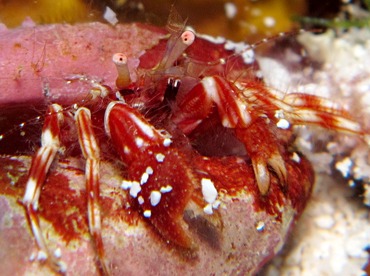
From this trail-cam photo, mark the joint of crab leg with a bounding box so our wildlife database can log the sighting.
[22,104,65,272]
[112,53,132,89]
[75,107,110,275]
[158,30,195,69]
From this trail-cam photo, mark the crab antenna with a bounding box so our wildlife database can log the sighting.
[158,30,195,70]
[112,53,132,89]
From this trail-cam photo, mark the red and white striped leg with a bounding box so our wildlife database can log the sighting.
[75,107,110,275]
[22,104,66,273]
[283,93,363,134]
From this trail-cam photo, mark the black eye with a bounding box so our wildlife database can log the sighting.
[164,78,181,102]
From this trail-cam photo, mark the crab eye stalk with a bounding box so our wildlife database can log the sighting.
[158,30,195,70]
[181,30,195,46]
[112,53,132,89]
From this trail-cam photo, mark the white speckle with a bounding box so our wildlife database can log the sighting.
[103,6,119,26]
[121,180,138,190]
[146,166,154,175]
[123,146,130,154]
[150,191,162,206]
[224,2,237,19]
[29,252,36,261]
[277,118,290,129]
[155,153,165,162]
[135,137,144,148]
[160,185,173,193]
[263,16,276,28]
[291,152,301,163]
[256,221,265,232]
[143,210,152,218]
[335,157,353,178]
[54,248,62,258]
[140,172,149,185]
[197,34,226,44]
[201,178,218,204]
[138,196,144,205]
[203,204,214,215]
[212,200,221,209]
[241,49,255,64]
[163,138,172,147]
[37,250,48,261]
[129,182,141,198]
[224,40,255,64]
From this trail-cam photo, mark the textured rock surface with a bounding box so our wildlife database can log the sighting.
[259,28,370,275]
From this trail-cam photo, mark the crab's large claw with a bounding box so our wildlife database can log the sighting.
[104,102,199,249]
[172,75,287,195]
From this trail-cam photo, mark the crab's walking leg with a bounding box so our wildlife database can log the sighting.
[75,107,110,275]
[22,104,66,273]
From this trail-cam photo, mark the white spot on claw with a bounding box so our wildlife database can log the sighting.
[121,180,138,190]
[155,153,165,162]
[138,196,144,205]
[201,178,218,204]
[277,118,290,129]
[160,185,173,193]
[140,172,149,185]
[129,182,141,198]
[150,191,162,206]
[163,138,172,147]
[135,137,144,148]
[146,166,153,175]
[123,146,130,154]
[143,210,152,218]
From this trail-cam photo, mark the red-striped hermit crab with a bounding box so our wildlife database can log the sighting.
[0,12,368,276]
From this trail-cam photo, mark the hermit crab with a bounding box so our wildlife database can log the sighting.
[0,10,368,276]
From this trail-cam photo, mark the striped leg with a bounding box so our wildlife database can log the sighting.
[22,104,66,273]
[75,107,110,275]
